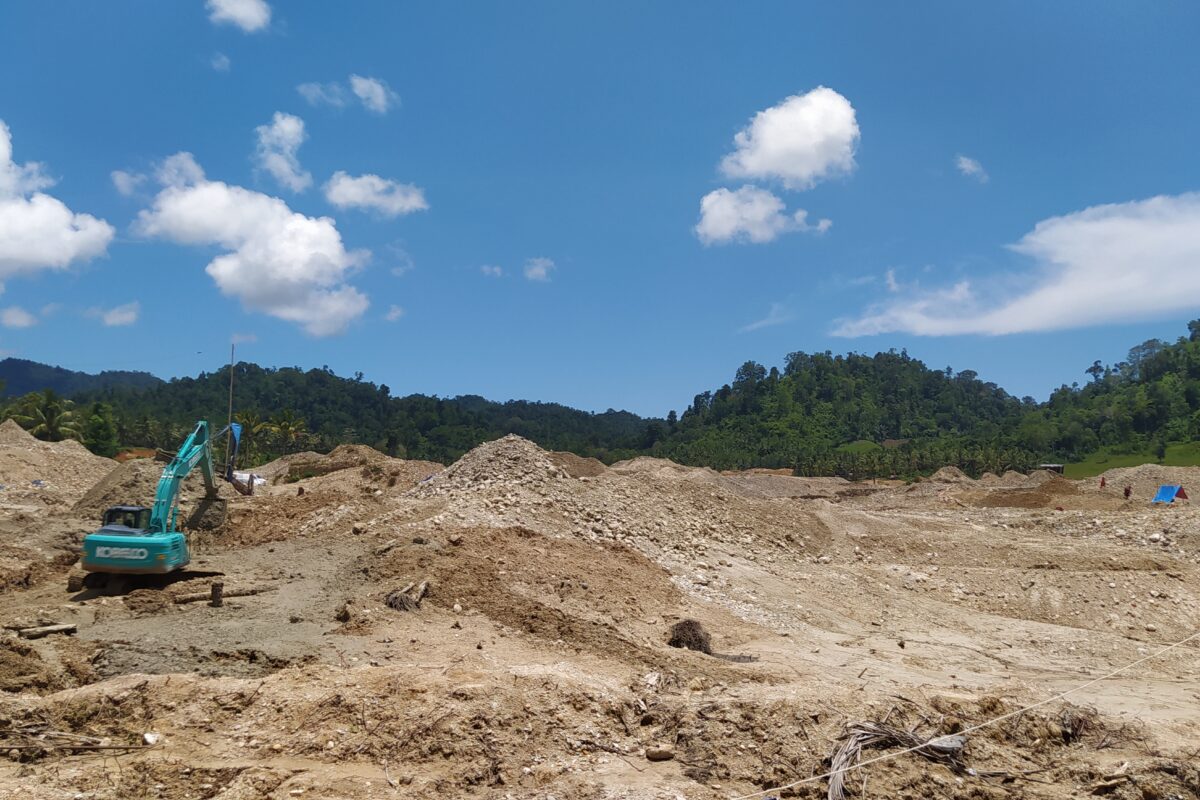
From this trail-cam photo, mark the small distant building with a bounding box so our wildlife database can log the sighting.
[1038,463,1065,474]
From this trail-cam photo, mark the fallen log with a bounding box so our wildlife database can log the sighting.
[174,586,276,604]
[17,624,77,640]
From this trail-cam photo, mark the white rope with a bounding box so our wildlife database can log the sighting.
[730,629,1200,800]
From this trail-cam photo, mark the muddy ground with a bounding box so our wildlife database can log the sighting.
[0,427,1197,799]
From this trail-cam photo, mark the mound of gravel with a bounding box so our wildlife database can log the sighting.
[1026,469,1059,486]
[257,444,403,485]
[547,451,607,479]
[930,466,970,483]
[999,470,1028,486]
[414,435,568,496]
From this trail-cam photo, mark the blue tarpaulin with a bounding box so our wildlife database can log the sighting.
[1152,485,1188,503]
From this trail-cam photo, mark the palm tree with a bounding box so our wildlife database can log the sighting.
[269,409,308,454]
[234,410,269,463]
[13,389,80,442]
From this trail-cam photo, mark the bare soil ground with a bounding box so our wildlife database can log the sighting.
[0,430,1197,799]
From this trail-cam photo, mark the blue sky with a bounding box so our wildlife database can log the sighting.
[2,1,1200,416]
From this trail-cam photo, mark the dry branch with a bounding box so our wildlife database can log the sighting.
[827,720,966,800]
[385,579,430,612]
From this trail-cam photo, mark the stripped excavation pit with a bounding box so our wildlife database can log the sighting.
[0,431,1197,799]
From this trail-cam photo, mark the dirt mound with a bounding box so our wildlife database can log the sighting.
[0,418,30,445]
[546,450,607,478]
[252,449,324,482]
[718,472,849,500]
[929,465,970,483]
[970,475,1093,509]
[413,435,568,496]
[72,459,236,521]
[0,419,116,508]
[255,444,405,485]
[609,455,682,474]
[357,524,754,678]
[1000,469,1029,486]
[1099,463,1200,500]
[1027,468,1060,485]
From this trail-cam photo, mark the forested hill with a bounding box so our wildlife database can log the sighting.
[651,350,1034,472]
[72,363,650,464]
[651,319,1200,473]
[0,358,161,398]
[8,318,1200,476]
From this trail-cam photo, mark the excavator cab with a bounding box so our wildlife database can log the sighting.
[101,506,152,532]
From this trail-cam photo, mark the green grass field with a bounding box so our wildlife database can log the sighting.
[1064,441,1200,478]
[836,439,882,454]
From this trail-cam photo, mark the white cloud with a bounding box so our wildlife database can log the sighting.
[254,112,311,193]
[387,243,415,276]
[834,193,1200,337]
[524,257,555,282]
[0,306,36,328]
[156,152,206,187]
[480,265,504,278]
[385,304,404,322]
[720,87,859,190]
[111,169,146,197]
[324,171,427,216]
[740,302,793,333]
[211,52,231,72]
[0,120,114,280]
[297,82,348,109]
[39,302,62,317]
[206,0,270,32]
[695,185,830,245]
[231,332,257,344]
[98,301,140,327]
[956,154,988,183]
[298,76,398,114]
[136,152,369,336]
[884,268,900,292]
[349,75,399,114]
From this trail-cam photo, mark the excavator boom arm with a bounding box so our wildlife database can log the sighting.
[149,421,218,534]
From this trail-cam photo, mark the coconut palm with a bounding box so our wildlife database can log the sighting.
[13,389,80,442]
[268,409,308,454]
[234,410,269,462]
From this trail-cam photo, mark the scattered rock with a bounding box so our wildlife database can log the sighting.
[645,745,674,762]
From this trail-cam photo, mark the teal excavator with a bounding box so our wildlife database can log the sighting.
[75,420,241,590]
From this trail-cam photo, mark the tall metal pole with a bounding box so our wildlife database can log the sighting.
[225,343,235,474]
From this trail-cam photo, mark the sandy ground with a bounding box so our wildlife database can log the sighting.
[0,428,1197,799]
